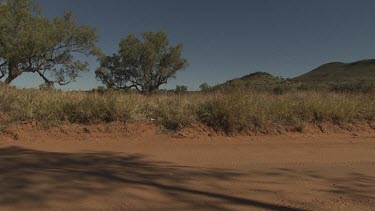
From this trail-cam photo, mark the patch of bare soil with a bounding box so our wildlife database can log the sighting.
[0,121,374,210]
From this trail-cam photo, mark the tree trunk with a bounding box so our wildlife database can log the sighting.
[4,65,20,84]
[4,75,16,84]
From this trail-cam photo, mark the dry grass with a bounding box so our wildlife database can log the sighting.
[0,85,374,133]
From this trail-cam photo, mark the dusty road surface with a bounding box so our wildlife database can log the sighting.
[0,133,375,210]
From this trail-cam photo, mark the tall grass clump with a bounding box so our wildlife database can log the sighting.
[197,91,375,133]
[0,86,147,125]
[0,84,374,133]
[146,94,199,130]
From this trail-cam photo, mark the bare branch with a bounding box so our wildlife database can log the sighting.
[0,61,7,80]
[0,71,5,80]
[36,70,54,85]
[58,79,74,86]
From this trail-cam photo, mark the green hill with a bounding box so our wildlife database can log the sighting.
[213,72,284,91]
[211,59,375,93]
[294,59,375,82]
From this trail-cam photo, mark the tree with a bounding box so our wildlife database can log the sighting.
[96,32,188,94]
[175,85,188,94]
[0,0,100,86]
[199,82,210,92]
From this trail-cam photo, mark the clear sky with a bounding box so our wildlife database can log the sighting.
[11,0,375,90]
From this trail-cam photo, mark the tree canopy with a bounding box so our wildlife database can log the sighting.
[96,32,188,94]
[199,82,210,92]
[175,85,188,93]
[0,0,100,86]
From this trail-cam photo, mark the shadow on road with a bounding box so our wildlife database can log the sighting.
[0,146,305,210]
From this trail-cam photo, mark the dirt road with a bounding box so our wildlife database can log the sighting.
[0,134,374,210]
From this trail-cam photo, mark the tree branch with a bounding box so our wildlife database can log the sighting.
[36,70,55,85]
[0,71,5,80]
[0,61,6,79]
[58,79,74,86]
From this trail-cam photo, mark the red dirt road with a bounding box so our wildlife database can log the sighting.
[0,133,375,210]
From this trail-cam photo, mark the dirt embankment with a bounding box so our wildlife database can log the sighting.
[0,120,374,141]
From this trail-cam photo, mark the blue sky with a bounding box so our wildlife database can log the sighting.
[10,0,375,90]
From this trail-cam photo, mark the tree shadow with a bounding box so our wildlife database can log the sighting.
[319,172,375,201]
[0,146,304,210]
[270,167,375,201]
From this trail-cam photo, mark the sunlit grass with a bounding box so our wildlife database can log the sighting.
[0,85,374,133]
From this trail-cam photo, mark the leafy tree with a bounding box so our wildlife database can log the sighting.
[199,82,210,92]
[96,86,107,93]
[0,0,100,86]
[91,85,107,94]
[175,85,188,94]
[96,32,188,95]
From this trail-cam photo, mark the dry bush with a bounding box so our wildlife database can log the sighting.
[0,86,374,133]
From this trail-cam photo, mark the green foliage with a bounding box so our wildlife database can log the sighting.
[199,82,210,92]
[0,0,100,85]
[90,86,107,94]
[97,86,107,94]
[175,85,188,94]
[96,31,188,95]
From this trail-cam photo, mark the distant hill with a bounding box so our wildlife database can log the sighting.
[213,72,284,90]
[210,59,375,93]
[294,59,375,82]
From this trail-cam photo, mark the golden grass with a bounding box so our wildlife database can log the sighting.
[0,85,374,133]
